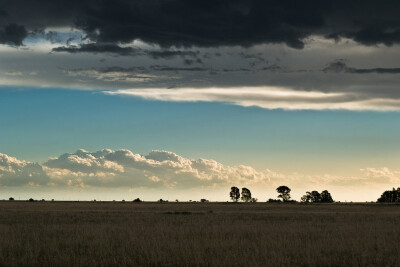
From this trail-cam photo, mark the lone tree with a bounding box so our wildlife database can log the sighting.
[276,186,291,202]
[241,188,252,202]
[377,188,400,202]
[230,186,240,202]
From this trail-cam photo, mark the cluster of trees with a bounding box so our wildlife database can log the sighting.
[231,185,335,203]
[300,190,334,203]
[230,187,258,202]
[377,188,400,202]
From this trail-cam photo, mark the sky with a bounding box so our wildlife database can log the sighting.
[0,0,399,202]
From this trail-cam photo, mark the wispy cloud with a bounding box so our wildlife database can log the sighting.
[104,87,400,111]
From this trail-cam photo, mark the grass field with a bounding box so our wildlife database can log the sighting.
[0,201,400,266]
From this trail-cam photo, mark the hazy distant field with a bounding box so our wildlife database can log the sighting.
[1,202,400,266]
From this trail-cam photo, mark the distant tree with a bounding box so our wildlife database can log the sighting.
[200,199,209,203]
[310,191,321,202]
[300,192,312,203]
[28,198,34,202]
[377,188,400,202]
[250,198,258,203]
[230,186,240,202]
[277,186,291,202]
[9,197,14,201]
[301,191,320,203]
[133,198,142,202]
[241,188,252,202]
[301,190,334,203]
[320,190,334,203]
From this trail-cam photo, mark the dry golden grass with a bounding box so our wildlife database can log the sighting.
[0,201,400,266]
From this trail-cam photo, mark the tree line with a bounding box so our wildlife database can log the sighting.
[4,186,398,203]
[230,186,334,203]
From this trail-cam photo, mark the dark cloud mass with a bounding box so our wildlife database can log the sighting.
[323,61,400,74]
[52,43,202,60]
[2,0,400,48]
[52,43,140,55]
[0,23,27,45]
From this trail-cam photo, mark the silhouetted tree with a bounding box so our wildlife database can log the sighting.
[300,192,312,203]
[9,197,14,201]
[28,198,34,202]
[200,199,209,203]
[241,188,252,202]
[310,191,321,202]
[133,198,142,202]
[301,191,320,202]
[301,190,334,203]
[320,190,334,203]
[230,186,240,202]
[277,186,291,202]
[377,187,400,202]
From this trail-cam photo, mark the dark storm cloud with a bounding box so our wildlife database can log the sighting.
[68,64,282,76]
[53,43,204,62]
[323,61,400,74]
[4,0,400,49]
[0,9,8,16]
[52,43,140,55]
[147,50,200,59]
[0,23,28,46]
[149,65,209,72]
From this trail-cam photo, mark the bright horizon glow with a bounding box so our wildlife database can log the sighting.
[0,147,398,203]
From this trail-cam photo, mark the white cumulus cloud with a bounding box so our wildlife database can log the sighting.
[0,149,399,192]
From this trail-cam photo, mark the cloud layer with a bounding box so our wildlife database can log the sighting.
[0,149,398,193]
[0,149,268,189]
[105,86,400,111]
[0,1,400,112]
[3,0,400,49]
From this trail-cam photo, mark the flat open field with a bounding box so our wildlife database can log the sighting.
[0,202,400,266]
